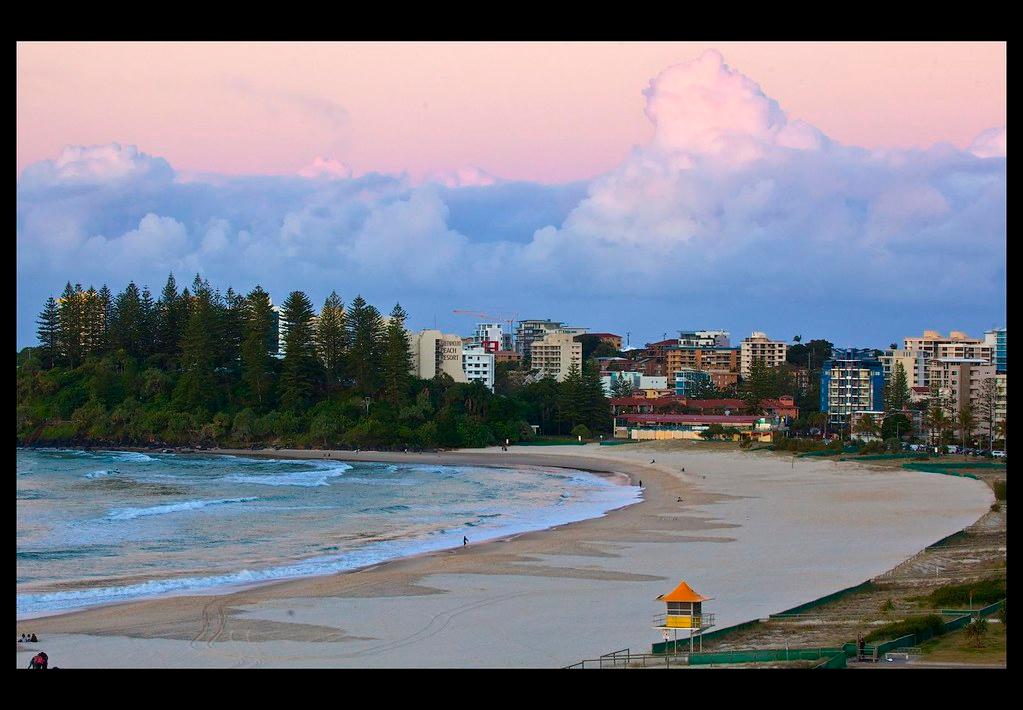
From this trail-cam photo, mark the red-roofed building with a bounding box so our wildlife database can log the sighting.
[616,413,778,441]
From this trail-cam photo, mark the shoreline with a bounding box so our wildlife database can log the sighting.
[17,446,651,621]
[16,444,993,667]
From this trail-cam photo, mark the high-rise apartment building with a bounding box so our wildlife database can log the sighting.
[904,330,993,365]
[410,330,468,382]
[530,332,583,382]
[984,328,1007,373]
[879,348,931,389]
[678,330,730,348]
[462,345,495,391]
[820,349,885,426]
[740,332,788,377]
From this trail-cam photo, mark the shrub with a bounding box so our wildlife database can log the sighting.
[993,480,1006,500]
[925,578,1006,608]
[570,424,592,440]
[863,614,946,643]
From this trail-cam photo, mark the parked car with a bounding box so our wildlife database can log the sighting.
[992,450,1006,458]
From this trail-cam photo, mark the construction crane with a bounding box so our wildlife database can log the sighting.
[452,309,518,329]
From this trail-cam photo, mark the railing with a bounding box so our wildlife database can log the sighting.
[565,651,689,669]
[652,612,715,628]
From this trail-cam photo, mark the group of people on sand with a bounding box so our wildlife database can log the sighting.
[17,633,38,643]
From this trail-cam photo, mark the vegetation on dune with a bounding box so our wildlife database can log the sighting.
[863,614,946,643]
[18,274,611,451]
[921,578,1006,609]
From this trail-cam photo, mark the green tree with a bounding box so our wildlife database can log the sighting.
[346,295,384,394]
[881,412,911,441]
[581,360,611,432]
[35,296,60,369]
[316,291,348,390]
[173,282,220,411]
[853,413,880,440]
[240,286,276,409]
[741,358,774,415]
[381,303,413,407]
[885,361,912,412]
[957,402,976,453]
[279,290,322,412]
[556,362,585,432]
[154,273,185,359]
[110,282,148,360]
[977,377,1000,452]
[57,282,85,367]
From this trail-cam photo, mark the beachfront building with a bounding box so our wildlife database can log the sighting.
[410,329,468,382]
[618,413,778,442]
[880,348,931,389]
[674,369,711,397]
[494,349,521,365]
[740,332,788,377]
[904,330,993,366]
[927,358,996,430]
[530,331,583,382]
[467,322,504,351]
[820,349,884,428]
[462,345,495,391]
[984,328,1007,373]
[678,330,730,348]
[514,320,587,360]
[654,580,715,655]
[666,345,740,390]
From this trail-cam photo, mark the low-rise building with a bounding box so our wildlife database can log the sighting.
[494,349,522,365]
[740,332,788,377]
[616,414,779,442]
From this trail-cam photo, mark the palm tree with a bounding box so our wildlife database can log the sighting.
[854,413,880,441]
[925,404,949,448]
[957,404,976,456]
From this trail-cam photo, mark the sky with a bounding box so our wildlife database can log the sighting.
[16,42,1006,349]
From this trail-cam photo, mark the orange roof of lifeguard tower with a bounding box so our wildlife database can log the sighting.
[657,580,711,602]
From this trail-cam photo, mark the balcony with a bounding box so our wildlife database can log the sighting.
[652,612,715,629]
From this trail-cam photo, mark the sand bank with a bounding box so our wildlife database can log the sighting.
[16,444,992,668]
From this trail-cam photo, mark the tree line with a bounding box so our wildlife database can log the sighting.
[19,274,610,450]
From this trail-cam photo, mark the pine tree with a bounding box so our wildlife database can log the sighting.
[884,361,912,413]
[241,286,275,408]
[581,360,610,432]
[97,284,113,353]
[57,282,84,367]
[316,291,348,390]
[279,291,323,412]
[155,273,183,358]
[173,279,219,411]
[741,358,773,415]
[111,282,146,360]
[140,286,155,358]
[35,296,60,369]
[81,286,103,357]
[382,303,413,406]
[557,362,585,432]
[346,295,385,394]
[220,287,246,369]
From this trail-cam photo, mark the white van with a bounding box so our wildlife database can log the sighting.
[992,450,1006,458]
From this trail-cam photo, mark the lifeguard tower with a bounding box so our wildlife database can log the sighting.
[654,579,715,654]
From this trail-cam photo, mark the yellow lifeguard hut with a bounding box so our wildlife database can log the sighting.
[654,579,715,654]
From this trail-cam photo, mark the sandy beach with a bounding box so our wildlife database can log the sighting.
[16,443,993,668]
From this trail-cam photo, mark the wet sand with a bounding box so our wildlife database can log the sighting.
[16,444,993,668]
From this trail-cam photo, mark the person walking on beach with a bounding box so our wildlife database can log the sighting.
[463,536,468,546]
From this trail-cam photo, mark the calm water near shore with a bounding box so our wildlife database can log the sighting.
[16,448,640,617]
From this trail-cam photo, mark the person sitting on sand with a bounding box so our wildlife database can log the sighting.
[28,652,48,669]
[18,634,24,642]
[650,459,655,464]
[30,634,38,643]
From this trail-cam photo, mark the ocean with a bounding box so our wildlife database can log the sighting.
[16,448,640,618]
